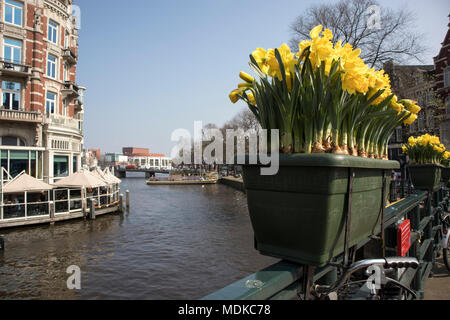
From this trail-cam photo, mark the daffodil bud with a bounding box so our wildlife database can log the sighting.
[239,72,255,84]
[238,83,253,89]
[229,89,242,104]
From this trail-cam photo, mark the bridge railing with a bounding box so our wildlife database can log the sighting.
[202,186,449,300]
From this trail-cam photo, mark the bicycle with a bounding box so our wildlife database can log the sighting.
[310,257,420,300]
[441,210,450,272]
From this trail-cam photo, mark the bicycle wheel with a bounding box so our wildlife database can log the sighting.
[444,236,450,272]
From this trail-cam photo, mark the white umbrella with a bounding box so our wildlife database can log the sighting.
[53,169,107,188]
[103,168,122,184]
[2,173,53,193]
[92,167,110,184]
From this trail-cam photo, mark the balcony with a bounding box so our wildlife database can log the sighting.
[0,60,31,79]
[62,48,78,66]
[45,114,82,133]
[73,98,83,113]
[62,81,80,100]
[0,109,43,123]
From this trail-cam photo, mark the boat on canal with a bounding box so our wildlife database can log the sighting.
[146,173,219,186]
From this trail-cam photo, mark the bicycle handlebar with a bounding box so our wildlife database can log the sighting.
[319,257,419,294]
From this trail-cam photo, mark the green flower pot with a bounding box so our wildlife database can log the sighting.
[242,154,399,267]
[442,167,450,183]
[409,164,442,192]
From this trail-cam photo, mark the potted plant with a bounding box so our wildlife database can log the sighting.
[441,152,450,185]
[228,25,420,266]
[403,134,447,191]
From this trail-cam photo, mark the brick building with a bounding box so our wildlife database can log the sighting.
[88,148,100,161]
[384,61,439,161]
[434,15,450,149]
[0,0,84,183]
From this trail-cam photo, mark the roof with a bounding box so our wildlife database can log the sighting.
[103,168,122,184]
[2,173,53,193]
[53,169,107,188]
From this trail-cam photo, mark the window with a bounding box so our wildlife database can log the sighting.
[48,20,58,44]
[445,67,450,88]
[446,97,450,120]
[46,92,56,114]
[62,99,68,116]
[1,150,7,180]
[64,31,70,48]
[2,81,21,110]
[47,54,57,78]
[9,150,28,177]
[3,38,22,64]
[54,156,69,178]
[4,0,22,26]
[64,64,69,81]
[0,136,25,146]
[73,156,78,173]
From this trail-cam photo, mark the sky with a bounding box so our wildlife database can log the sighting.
[74,0,450,156]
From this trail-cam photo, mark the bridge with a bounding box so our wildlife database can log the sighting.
[114,168,170,179]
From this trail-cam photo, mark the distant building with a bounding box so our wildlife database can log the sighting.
[433,15,450,149]
[122,147,150,157]
[88,148,101,161]
[384,61,438,161]
[81,149,98,169]
[122,147,172,170]
[104,153,128,166]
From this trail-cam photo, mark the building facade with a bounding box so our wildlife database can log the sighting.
[384,61,439,161]
[103,152,128,166]
[122,147,172,170]
[0,0,84,184]
[434,15,450,149]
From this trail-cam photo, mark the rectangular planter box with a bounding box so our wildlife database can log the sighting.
[442,167,450,183]
[242,154,399,267]
[409,164,442,192]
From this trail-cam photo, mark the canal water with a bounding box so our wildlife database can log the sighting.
[0,174,277,299]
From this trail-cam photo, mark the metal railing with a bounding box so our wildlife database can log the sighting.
[203,186,449,300]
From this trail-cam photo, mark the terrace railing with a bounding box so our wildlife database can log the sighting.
[0,109,43,123]
[45,114,82,132]
[0,59,31,75]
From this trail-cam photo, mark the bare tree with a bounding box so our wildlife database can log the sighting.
[289,0,426,68]
[224,108,261,133]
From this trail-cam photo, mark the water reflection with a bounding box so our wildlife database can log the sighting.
[0,175,276,299]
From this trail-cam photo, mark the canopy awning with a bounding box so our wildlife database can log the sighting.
[53,169,107,188]
[2,173,53,193]
[92,167,110,184]
[103,168,122,184]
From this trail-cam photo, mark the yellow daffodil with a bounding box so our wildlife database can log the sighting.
[229,89,243,104]
[247,92,256,105]
[239,72,255,84]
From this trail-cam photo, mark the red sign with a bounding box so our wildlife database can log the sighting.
[397,219,411,257]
